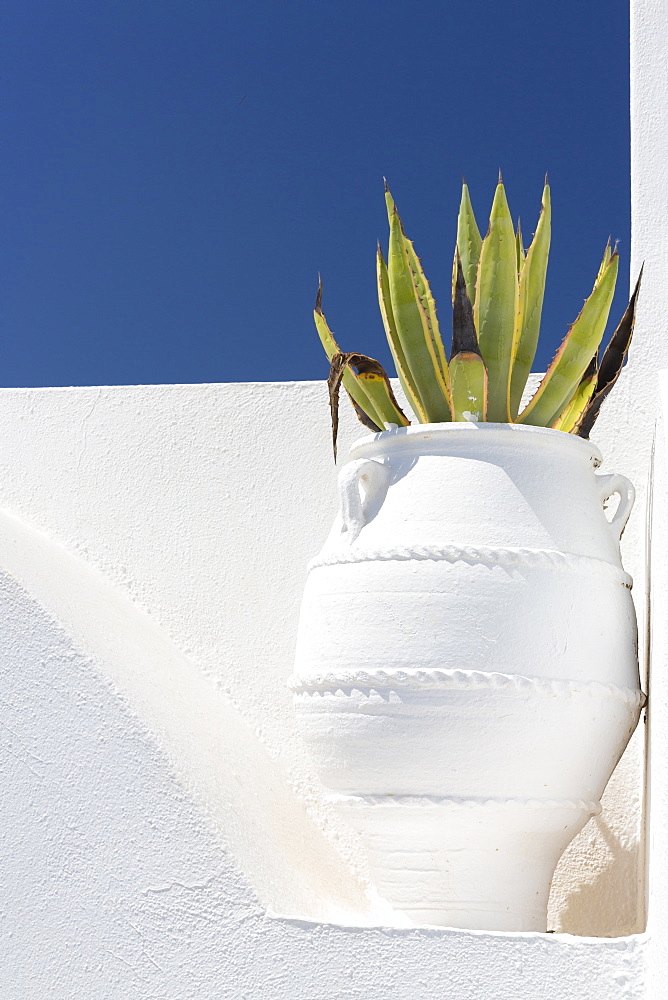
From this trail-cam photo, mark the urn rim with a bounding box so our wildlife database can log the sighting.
[348,421,603,467]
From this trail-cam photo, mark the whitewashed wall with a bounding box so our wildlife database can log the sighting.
[1,0,667,992]
[0,379,649,998]
[631,1,668,994]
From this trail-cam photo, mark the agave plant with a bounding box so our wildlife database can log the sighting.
[315,176,641,457]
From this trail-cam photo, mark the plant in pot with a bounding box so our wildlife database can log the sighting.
[290,176,645,932]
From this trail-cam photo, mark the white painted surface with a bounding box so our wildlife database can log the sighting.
[0,379,649,997]
[2,0,666,986]
[644,372,668,1000]
[2,544,643,1000]
[293,423,641,930]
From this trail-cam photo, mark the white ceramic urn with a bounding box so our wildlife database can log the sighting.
[291,423,644,932]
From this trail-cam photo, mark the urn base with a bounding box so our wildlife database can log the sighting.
[334,794,596,931]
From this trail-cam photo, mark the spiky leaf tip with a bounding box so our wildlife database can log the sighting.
[475,179,517,422]
[376,244,426,421]
[385,198,453,422]
[455,181,483,306]
[519,251,619,428]
[578,266,643,438]
[509,181,551,419]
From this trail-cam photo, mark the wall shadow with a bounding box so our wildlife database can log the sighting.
[548,813,642,936]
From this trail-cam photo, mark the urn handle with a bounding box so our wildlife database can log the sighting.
[596,473,635,542]
[338,459,391,543]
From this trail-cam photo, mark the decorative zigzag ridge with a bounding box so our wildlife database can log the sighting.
[308,543,632,588]
[288,666,646,708]
[328,793,602,815]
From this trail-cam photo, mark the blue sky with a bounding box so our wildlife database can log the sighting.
[0,1,630,388]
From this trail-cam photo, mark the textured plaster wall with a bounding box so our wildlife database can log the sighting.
[0,544,648,1000]
[633,6,668,993]
[647,374,668,999]
[0,379,649,998]
[1,1,665,990]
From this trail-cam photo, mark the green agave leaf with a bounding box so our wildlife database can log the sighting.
[451,352,488,421]
[352,360,410,431]
[515,218,525,277]
[385,190,452,422]
[551,356,597,433]
[578,266,643,438]
[314,284,385,431]
[404,236,451,388]
[384,190,440,341]
[328,351,409,460]
[518,252,619,428]
[377,245,427,421]
[390,215,451,398]
[509,181,551,419]
[474,179,517,422]
[385,187,451,399]
[595,240,612,285]
[454,182,483,306]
